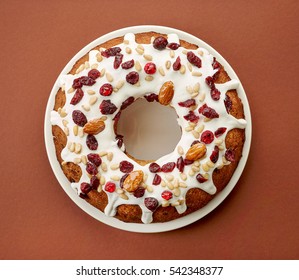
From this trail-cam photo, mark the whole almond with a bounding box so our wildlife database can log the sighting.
[83,118,105,135]
[158,81,174,106]
[123,170,144,192]
[185,143,207,161]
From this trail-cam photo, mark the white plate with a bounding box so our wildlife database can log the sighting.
[44,25,252,233]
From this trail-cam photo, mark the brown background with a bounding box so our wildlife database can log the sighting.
[1,0,298,260]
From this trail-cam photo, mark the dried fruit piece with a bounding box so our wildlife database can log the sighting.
[120,96,134,110]
[225,149,235,162]
[126,71,139,85]
[196,173,207,183]
[86,162,98,175]
[158,81,174,106]
[101,47,121,58]
[210,146,219,163]
[144,62,156,74]
[161,162,176,173]
[120,173,129,188]
[99,100,117,115]
[184,158,194,165]
[212,57,221,70]
[115,134,124,148]
[185,143,207,161]
[161,190,173,200]
[205,76,215,89]
[200,130,214,144]
[199,104,219,119]
[178,99,196,108]
[176,156,185,173]
[119,161,134,173]
[123,170,144,192]
[72,110,87,127]
[173,56,181,71]
[152,174,162,185]
[88,69,100,80]
[87,153,102,167]
[215,127,227,138]
[211,88,221,101]
[149,163,161,173]
[144,197,159,211]
[114,53,123,69]
[121,59,134,69]
[134,187,145,198]
[153,36,168,50]
[144,93,158,102]
[187,51,201,68]
[70,89,84,105]
[99,83,113,96]
[105,182,116,193]
[224,95,232,113]
[183,111,199,123]
[86,134,98,150]
[80,182,92,194]
[90,176,100,189]
[83,118,105,135]
[72,76,96,89]
[167,43,180,50]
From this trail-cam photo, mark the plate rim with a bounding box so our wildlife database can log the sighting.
[44,25,252,233]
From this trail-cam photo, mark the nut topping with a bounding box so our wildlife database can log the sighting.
[83,118,105,135]
[158,81,174,106]
[123,170,144,192]
[185,143,207,161]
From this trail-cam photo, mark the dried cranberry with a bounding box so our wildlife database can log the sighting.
[120,96,134,110]
[178,99,196,108]
[90,176,100,189]
[114,53,123,69]
[149,162,161,173]
[87,153,102,167]
[99,83,113,96]
[167,43,180,50]
[212,57,221,69]
[161,190,173,200]
[121,59,134,69]
[116,135,124,148]
[153,36,168,50]
[176,156,185,172]
[72,77,83,89]
[113,111,121,122]
[205,76,215,89]
[72,110,87,126]
[224,95,232,113]
[99,100,117,115]
[196,173,207,183]
[210,146,219,163]
[79,76,96,86]
[80,182,92,194]
[152,174,162,185]
[134,187,145,198]
[211,88,221,101]
[126,71,139,85]
[183,111,199,123]
[88,69,100,80]
[198,104,207,114]
[215,127,227,138]
[119,160,134,173]
[86,134,98,150]
[184,159,194,165]
[200,130,214,144]
[172,56,181,71]
[120,174,129,188]
[161,162,176,173]
[101,47,121,58]
[225,149,235,162]
[70,88,84,105]
[144,62,156,74]
[144,197,159,212]
[191,140,200,146]
[187,51,201,68]
[86,162,98,175]
[105,182,116,193]
[200,105,219,119]
[144,93,158,102]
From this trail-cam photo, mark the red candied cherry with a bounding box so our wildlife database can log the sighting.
[72,110,87,127]
[70,88,84,105]
[215,127,227,138]
[196,173,207,183]
[90,176,100,189]
[144,93,158,102]
[187,51,201,68]
[88,69,100,80]
[144,62,156,74]
[161,190,173,200]
[86,162,98,175]
[119,160,134,173]
[178,99,196,108]
[86,134,98,150]
[99,100,117,115]
[176,156,185,172]
[149,162,161,173]
[210,146,220,163]
[167,43,180,50]
[225,148,235,162]
[121,59,134,69]
[173,56,181,71]
[114,53,123,69]
[134,187,145,198]
[144,197,159,212]
[126,71,139,85]
[161,162,176,173]
[80,182,92,194]
[99,83,113,96]
[153,36,168,50]
[87,153,102,167]
[152,174,162,185]
[101,47,121,58]
[200,130,214,144]
[183,111,199,123]
[105,182,116,193]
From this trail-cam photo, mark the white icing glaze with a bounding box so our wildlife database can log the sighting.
[50,33,246,224]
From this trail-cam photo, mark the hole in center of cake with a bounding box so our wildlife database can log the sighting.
[117,98,181,161]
